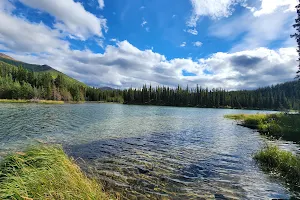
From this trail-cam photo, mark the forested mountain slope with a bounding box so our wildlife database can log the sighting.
[0,54,86,87]
[0,54,123,102]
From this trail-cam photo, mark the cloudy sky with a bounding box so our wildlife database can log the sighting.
[0,0,298,90]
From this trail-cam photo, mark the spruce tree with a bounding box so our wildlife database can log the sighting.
[291,1,300,79]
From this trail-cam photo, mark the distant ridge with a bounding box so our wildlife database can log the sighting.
[0,53,15,61]
[99,87,115,91]
[0,53,86,87]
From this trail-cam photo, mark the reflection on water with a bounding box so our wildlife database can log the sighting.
[0,103,299,199]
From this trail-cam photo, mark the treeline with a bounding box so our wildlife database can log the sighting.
[1,62,300,110]
[86,87,123,103]
[0,62,122,102]
[123,82,300,110]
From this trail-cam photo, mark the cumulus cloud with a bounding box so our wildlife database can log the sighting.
[193,41,203,47]
[187,0,245,27]
[98,0,105,9]
[0,0,15,12]
[19,0,107,40]
[187,0,297,29]
[0,9,68,53]
[253,0,297,16]
[180,42,186,47]
[0,0,297,90]
[7,39,297,90]
[187,29,198,35]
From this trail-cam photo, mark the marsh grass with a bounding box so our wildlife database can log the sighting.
[225,113,300,142]
[254,145,300,186]
[0,145,111,200]
[0,99,29,103]
[36,100,64,104]
[0,99,65,104]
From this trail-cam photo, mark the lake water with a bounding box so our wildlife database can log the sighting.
[0,103,299,199]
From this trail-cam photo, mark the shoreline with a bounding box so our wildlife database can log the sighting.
[224,113,300,143]
[0,99,65,104]
[226,113,300,196]
[0,99,297,112]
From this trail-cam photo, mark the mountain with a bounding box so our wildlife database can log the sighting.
[0,53,16,61]
[0,53,86,87]
[99,87,115,91]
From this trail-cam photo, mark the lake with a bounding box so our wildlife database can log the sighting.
[0,103,299,199]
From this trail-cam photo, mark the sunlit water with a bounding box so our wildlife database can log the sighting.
[0,103,299,199]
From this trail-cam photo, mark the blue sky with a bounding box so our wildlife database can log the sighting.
[0,0,298,89]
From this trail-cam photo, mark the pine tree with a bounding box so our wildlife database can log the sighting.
[291,0,300,79]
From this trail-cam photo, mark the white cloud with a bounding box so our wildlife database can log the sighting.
[98,0,105,9]
[187,29,198,35]
[141,19,147,27]
[187,0,245,27]
[140,6,145,10]
[0,0,297,90]
[145,27,150,32]
[110,38,118,42]
[0,0,15,13]
[7,39,297,90]
[19,0,107,40]
[209,8,296,51]
[0,8,68,53]
[253,0,297,16]
[96,39,104,49]
[193,41,203,47]
[180,42,186,47]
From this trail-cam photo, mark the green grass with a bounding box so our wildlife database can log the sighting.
[36,100,64,104]
[0,99,29,103]
[0,145,111,200]
[254,145,300,186]
[225,113,300,142]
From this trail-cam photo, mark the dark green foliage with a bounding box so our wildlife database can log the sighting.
[291,1,300,79]
[0,61,86,101]
[86,87,124,103]
[123,82,300,110]
[0,61,124,102]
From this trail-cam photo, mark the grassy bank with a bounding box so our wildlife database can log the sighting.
[225,113,300,142]
[0,99,29,103]
[0,145,111,200]
[254,145,300,186]
[0,99,65,104]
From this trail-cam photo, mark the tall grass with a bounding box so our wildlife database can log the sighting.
[225,113,300,142]
[0,99,64,104]
[254,145,300,185]
[0,145,111,200]
[0,99,29,103]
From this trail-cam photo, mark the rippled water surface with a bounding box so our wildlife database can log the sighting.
[0,103,299,199]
